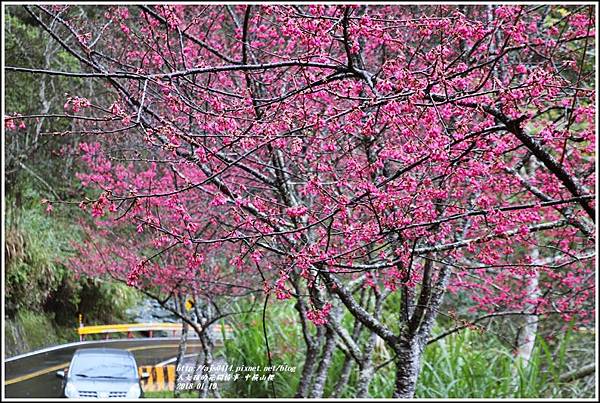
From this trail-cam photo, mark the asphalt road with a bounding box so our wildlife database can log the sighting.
[4,338,204,398]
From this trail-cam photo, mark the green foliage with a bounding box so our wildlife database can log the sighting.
[214,300,594,398]
[220,299,301,398]
[78,278,142,325]
[5,191,79,315]
[414,328,593,398]
[5,310,77,356]
[4,14,40,113]
[4,7,95,197]
[4,8,141,340]
[143,391,197,398]
[5,188,142,348]
[4,10,83,113]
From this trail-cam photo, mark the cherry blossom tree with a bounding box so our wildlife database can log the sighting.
[5,4,595,398]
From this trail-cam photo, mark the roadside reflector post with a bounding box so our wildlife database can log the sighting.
[78,314,84,342]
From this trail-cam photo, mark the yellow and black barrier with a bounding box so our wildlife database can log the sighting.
[139,365,176,392]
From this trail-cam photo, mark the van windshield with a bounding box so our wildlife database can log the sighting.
[71,354,137,379]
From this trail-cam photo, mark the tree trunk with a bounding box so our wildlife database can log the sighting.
[192,300,219,398]
[295,335,322,397]
[356,289,382,398]
[515,272,539,365]
[195,329,218,398]
[174,297,189,397]
[309,327,337,398]
[356,331,377,398]
[332,303,364,397]
[393,338,425,398]
[515,163,541,367]
[332,354,354,397]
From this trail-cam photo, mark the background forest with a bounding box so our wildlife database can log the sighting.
[3,4,596,399]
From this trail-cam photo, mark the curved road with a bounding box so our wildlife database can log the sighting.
[4,338,204,398]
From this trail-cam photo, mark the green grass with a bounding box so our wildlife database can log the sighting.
[143,391,197,398]
[414,327,592,398]
[5,196,79,314]
[219,299,302,398]
[5,189,142,332]
[214,299,594,398]
[134,300,594,399]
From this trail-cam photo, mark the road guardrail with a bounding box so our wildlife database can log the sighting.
[77,323,232,341]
